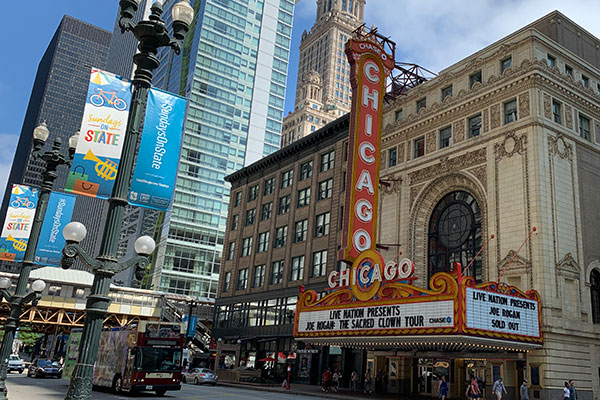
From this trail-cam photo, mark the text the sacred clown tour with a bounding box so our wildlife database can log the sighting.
[338,29,395,300]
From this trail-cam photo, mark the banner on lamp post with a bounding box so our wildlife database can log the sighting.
[0,185,39,262]
[34,192,76,266]
[128,87,186,210]
[65,68,132,199]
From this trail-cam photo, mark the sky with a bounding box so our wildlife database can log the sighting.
[1,0,600,200]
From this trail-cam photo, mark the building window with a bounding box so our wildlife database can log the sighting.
[441,85,452,101]
[469,70,482,88]
[281,169,293,188]
[579,114,591,141]
[428,190,482,284]
[320,150,335,172]
[278,195,290,214]
[233,191,241,207]
[271,261,284,285]
[248,185,259,201]
[395,108,403,121]
[312,250,328,277]
[290,256,305,281]
[237,268,248,290]
[261,202,272,220]
[253,265,265,288]
[318,178,333,200]
[227,241,235,261]
[552,100,561,124]
[264,177,275,195]
[297,187,311,207]
[565,64,573,77]
[468,114,482,138]
[439,126,452,149]
[300,160,313,180]
[416,97,426,112]
[582,75,590,88]
[547,54,556,68]
[231,214,239,230]
[413,137,425,159]
[257,231,269,253]
[315,212,330,237]
[294,219,308,243]
[222,271,231,292]
[504,99,517,124]
[388,147,397,167]
[591,269,600,324]
[245,208,256,226]
[274,226,287,248]
[500,57,512,74]
[241,237,252,257]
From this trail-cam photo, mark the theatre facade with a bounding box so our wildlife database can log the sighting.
[216,11,600,400]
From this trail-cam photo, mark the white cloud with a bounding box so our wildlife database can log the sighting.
[0,133,19,202]
[364,0,600,73]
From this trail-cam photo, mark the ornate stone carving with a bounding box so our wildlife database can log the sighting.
[499,250,531,271]
[548,134,573,161]
[490,104,501,129]
[382,174,403,195]
[494,131,527,161]
[543,93,552,119]
[410,184,424,206]
[453,119,465,143]
[409,148,487,185]
[467,165,487,192]
[483,109,489,132]
[518,91,530,118]
[564,104,573,129]
[426,131,436,154]
[556,252,580,278]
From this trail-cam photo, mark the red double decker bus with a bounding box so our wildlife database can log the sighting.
[91,321,184,396]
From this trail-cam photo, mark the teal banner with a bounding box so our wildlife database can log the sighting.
[34,192,76,266]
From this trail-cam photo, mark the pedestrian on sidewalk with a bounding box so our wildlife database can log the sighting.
[439,375,448,400]
[466,377,481,400]
[492,377,507,400]
[563,382,571,400]
[332,369,341,392]
[568,380,578,400]
[351,370,360,391]
[364,369,373,394]
[322,368,332,392]
[520,379,529,400]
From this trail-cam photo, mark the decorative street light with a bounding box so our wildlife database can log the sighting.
[61,1,194,399]
[0,122,77,399]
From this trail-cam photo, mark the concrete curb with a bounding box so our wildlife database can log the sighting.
[218,382,360,399]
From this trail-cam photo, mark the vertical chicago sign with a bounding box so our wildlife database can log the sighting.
[339,29,395,300]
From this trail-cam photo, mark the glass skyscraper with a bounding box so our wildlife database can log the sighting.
[111,0,294,297]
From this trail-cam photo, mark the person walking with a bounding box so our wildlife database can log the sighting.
[364,369,373,394]
[569,380,578,400]
[563,382,571,400]
[520,379,529,400]
[351,370,360,392]
[439,375,448,400]
[492,377,507,400]
[466,377,481,400]
[322,368,332,392]
[332,369,341,392]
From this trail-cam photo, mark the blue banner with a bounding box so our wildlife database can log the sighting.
[0,185,39,262]
[66,68,132,199]
[34,192,76,266]
[128,87,186,210]
[187,316,197,338]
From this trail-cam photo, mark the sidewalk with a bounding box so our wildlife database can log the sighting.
[219,381,413,399]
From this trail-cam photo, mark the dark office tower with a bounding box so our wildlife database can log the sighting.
[0,16,111,273]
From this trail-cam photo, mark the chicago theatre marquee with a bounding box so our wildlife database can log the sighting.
[294,13,600,400]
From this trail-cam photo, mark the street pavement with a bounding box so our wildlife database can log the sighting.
[5,372,330,399]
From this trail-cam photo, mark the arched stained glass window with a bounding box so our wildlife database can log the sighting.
[428,191,482,283]
[591,269,600,324]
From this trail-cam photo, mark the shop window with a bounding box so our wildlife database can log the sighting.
[428,191,482,284]
[591,269,600,324]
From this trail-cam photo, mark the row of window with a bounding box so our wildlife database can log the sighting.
[388,99,517,166]
[548,97,594,142]
[222,249,329,292]
[228,211,331,260]
[232,150,335,207]
[231,178,334,230]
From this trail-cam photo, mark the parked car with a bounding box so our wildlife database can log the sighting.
[182,368,218,385]
[7,355,24,374]
[27,358,62,378]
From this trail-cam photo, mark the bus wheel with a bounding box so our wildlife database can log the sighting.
[155,389,167,396]
[112,375,122,393]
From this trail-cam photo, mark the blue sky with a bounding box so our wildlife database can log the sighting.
[1,0,600,199]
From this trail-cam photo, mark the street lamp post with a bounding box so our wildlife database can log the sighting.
[61,1,194,399]
[0,122,77,399]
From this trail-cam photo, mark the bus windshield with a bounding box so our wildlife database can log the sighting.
[133,348,182,372]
